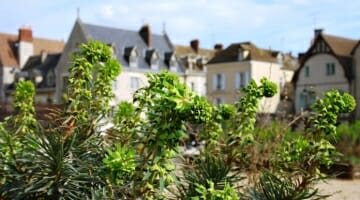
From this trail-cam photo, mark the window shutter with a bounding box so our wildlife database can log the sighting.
[244,71,250,86]
[221,73,225,90]
[235,73,241,89]
[212,74,217,90]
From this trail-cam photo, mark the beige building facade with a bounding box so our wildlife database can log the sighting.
[207,42,297,114]
[293,29,358,118]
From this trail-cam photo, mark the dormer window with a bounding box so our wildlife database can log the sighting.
[145,49,159,70]
[238,49,249,61]
[124,46,138,68]
[165,52,177,72]
[129,52,138,67]
[276,53,283,64]
[151,54,159,69]
[169,56,177,71]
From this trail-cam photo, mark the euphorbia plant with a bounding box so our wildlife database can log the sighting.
[258,89,357,199]
[129,70,213,198]
[0,40,122,199]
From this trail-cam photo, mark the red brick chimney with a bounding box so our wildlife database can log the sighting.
[18,26,34,68]
[139,25,152,47]
[19,26,33,42]
[190,39,199,53]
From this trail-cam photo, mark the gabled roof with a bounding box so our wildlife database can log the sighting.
[21,53,61,88]
[0,32,64,68]
[79,22,174,70]
[174,44,215,72]
[322,34,358,56]
[23,53,61,72]
[292,32,358,84]
[174,45,215,58]
[207,42,278,64]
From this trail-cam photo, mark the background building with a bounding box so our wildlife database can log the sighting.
[0,26,64,104]
[207,42,297,114]
[292,29,358,119]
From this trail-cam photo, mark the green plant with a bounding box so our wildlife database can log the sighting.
[129,70,213,198]
[0,39,356,200]
[172,153,243,199]
[0,40,121,199]
[219,78,278,168]
[267,90,356,199]
[191,180,240,200]
[0,81,38,193]
[307,90,356,138]
[103,144,136,185]
[247,171,321,200]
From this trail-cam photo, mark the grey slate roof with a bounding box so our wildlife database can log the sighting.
[80,22,182,72]
[7,53,60,90]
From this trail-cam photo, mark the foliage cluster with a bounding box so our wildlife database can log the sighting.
[0,40,356,200]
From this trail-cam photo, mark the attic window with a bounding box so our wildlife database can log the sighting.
[145,50,159,70]
[151,53,159,69]
[169,55,177,71]
[129,52,138,67]
[238,50,249,61]
[276,53,283,64]
[124,47,138,68]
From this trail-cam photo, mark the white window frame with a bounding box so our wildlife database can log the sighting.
[112,79,117,90]
[235,71,250,89]
[129,50,138,68]
[130,76,140,91]
[169,56,178,72]
[150,54,159,70]
[212,73,225,91]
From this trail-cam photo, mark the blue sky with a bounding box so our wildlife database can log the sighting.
[1,0,359,55]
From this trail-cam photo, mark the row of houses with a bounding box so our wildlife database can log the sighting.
[0,18,359,120]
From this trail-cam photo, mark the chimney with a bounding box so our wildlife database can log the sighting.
[190,39,199,53]
[314,29,323,39]
[214,43,223,51]
[139,24,152,47]
[19,26,33,42]
[18,26,34,68]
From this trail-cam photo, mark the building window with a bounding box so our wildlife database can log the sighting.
[190,82,195,91]
[299,89,316,111]
[213,73,225,90]
[169,57,178,71]
[112,80,117,90]
[46,71,55,87]
[129,51,138,68]
[130,77,140,91]
[151,55,159,70]
[235,71,250,89]
[326,63,335,76]
[238,51,244,61]
[305,66,310,77]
